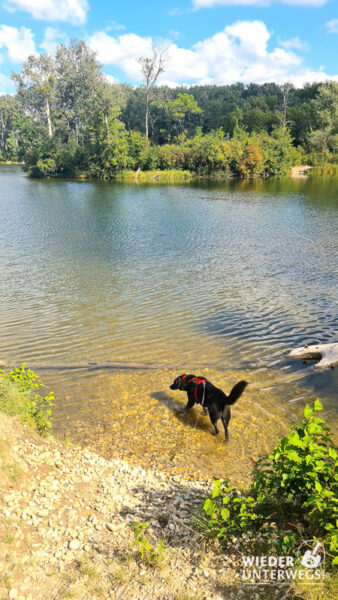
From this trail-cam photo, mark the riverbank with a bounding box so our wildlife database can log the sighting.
[0,411,242,600]
[16,164,338,182]
[1,366,337,600]
[2,413,337,600]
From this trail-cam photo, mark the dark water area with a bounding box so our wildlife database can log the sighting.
[0,165,337,481]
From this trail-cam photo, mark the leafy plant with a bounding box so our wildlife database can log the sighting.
[0,363,54,434]
[131,522,164,565]
[201,400,338,565]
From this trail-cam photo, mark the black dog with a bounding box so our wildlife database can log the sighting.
[170,374,208,413]
[170,375,248,441]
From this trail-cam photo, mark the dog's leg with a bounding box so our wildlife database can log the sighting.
[208,406,219,435]
[221,408,231,442]
[185,390,195,410]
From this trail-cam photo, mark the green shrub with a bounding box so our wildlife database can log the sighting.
[202,400,338,565]
[0,363,54,434]
[261,126,298,175]
[131,522,164,565]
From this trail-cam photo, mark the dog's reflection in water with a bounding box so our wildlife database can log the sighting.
[150,390,211,434]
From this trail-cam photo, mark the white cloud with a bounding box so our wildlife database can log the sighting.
[288,67,338,86]
[103,73,119,85]
[5,0,89,25]
[325,19,338,34]
[89,31,153,80]
[279,36,310,51]
[192,0,328,7]
[0,25,36,63]
[88,20,337,88]
[0,72,14,93]
[40,27,66,53]
[169,29,184,40]
[107,21,126,32]
[169,8,184,15]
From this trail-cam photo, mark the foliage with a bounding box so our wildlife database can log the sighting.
[131,522,165,565]
[151,92,202,141]
[201,400,338,565]
[310,163,338,176]
[307,82,338,153]
[0,95,23,160]
[261,126,302,175]
[3,39,336,177]
[0,363,54,434]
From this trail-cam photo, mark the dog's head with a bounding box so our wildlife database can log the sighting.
[170,374,195,390]
[170,374,186,390]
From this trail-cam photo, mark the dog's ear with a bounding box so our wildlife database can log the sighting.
[181,377,193,390]
[177,374,185,385]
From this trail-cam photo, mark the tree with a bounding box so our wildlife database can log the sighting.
[151,92,202,140]
[307,82,338,153]
[12,54,56,138]
[11,39,129,177]
[138,45,166,139]
[0,95,22,159]
[54,40,104,145]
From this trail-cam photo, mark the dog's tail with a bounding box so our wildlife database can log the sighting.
[226,380,248,405]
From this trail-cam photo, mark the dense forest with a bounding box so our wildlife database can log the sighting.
[0,40,337,178]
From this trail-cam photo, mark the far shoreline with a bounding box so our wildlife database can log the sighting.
[3,163,338,182]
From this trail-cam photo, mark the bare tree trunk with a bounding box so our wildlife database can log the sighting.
[104,114,109,138]
[46,98,52,138]
[281,83,292,128]
[145,90,150,139]
[287,343,338,369]
[138,46,167,140]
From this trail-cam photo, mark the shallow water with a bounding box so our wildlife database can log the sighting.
[0,166,337,482]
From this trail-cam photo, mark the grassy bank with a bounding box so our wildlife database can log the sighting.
[115,169,195,183]
[0,364,54,434]
[309,164,338,177]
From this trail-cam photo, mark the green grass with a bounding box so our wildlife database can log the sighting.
[0,380,37,429]
[0,365,54,434]
[294,570,338,600]
[115,169,194,183]
[310,164,338,176]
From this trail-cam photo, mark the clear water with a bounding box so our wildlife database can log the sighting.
[0,166,337,481]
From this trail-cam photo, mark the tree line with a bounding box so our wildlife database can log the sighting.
[0,40,337,178]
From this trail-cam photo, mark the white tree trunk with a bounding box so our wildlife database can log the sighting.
[46,98,52,138]
[287,343,338,369]
[145,90,150,140]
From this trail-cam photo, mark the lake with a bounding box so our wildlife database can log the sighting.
[0,165,337,481]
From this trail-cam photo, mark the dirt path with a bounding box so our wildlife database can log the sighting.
[291,165,312,178]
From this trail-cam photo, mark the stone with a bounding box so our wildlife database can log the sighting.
[68,539,81,550]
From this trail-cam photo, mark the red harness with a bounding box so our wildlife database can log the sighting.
[192,377,207,401]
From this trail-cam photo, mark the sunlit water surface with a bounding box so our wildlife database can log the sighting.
[0,166,337,482]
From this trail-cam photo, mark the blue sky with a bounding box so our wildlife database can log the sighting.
[0,0,337,93]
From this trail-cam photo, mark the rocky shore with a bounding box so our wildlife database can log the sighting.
[0,413,249,600]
